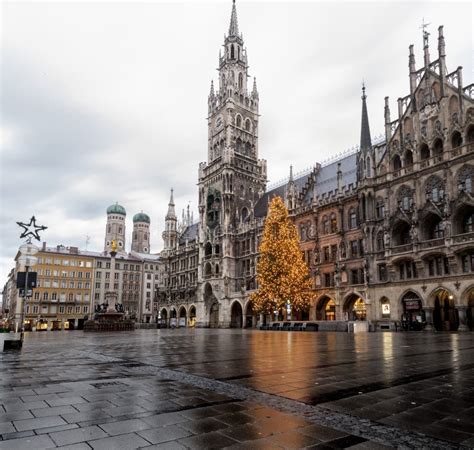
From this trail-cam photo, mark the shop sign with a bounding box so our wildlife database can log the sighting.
[403,298,421,310]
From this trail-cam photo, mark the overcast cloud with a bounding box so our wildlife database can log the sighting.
[0,0,472,286]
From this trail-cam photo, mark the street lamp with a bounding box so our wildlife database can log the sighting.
[18,243,39,342]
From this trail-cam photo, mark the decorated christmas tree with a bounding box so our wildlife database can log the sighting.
[250,196,313,315]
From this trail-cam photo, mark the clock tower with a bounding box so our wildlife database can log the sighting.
[197,0,267,327]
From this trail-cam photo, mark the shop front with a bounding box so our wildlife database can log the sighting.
[401,292,425,331]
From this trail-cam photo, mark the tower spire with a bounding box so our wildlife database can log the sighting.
[360,82,372,151]
[229,0,239,37]
[166,188,176,219]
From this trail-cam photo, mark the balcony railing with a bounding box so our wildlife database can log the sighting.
[391,243,413,254]
[453,232,474,243]
[420,238,444,249]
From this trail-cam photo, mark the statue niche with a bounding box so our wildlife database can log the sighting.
[207,188,222,228]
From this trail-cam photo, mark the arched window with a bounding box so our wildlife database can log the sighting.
[467,125,474,143]
[375,198,385,219]
[330,213,337,233]
[215,244,220,255]
[205,242,212,257]
[420,143,430,160]
[322,216,329,235]
[433,139,444,158]
[397,186,414,212]
[237,46,240,60]
[393,221,412,246]
[393,154,402,171]
[451,131,463,148]
[231,45,235,59]
[236,115,242,127]
[458,166,474,194]
[348,208,357,229]
[404,150,414,167]
[144,233,147,240]
[425,176,445,203]
[215,264,219,276]
[464,214,474,233]
[245,119,251,132]
[241,207,249,222]
[238,73,243,90]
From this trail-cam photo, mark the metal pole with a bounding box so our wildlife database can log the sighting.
[20,265,29,343]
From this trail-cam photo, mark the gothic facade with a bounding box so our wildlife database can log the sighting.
[155,3,474,331]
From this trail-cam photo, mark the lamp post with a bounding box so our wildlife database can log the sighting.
[18,243,39,341]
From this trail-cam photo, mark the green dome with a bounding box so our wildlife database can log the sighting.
[133,212,150,223]
[107,203,126,215]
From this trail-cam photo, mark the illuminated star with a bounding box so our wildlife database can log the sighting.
[16,216,47,242]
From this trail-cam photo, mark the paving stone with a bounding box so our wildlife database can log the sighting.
[32,405,78,418]
[3,400,47,412]
[99,418,152,436]
[0,411,33,424]
[178,431,238,449]
[137,424,193,444]
[142,412,188,428]
[34,422,78,435]
[88,432,151,449]
[0,434,56,449]
[13,415,67,432]
[50,425,108,446]
[0,422,15,434]
[46,397,87,407]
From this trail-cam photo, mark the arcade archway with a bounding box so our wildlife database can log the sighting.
[189,306,196,327]
[244,302,256,328]
[204,283,219,328]
[160,308,168,328]
[316,296,336,320]
[178,306,187,327]
[400,291,424,330]
[432,289,459,331]
[230,301,243,328]
[344,294,366,321]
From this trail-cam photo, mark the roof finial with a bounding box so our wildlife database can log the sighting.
[229,0,239,37]
[360,83,372,152]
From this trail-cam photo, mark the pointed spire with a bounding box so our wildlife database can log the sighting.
[289,165,294,182]
[229,0,239,37]
[252,77,258,97]
[360,82,372,152]
[166,188,176,219]
[210,80,214,96]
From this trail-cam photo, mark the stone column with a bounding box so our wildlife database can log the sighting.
[423,307,434,331]
[457,306,469,332]
[252,315,257,328]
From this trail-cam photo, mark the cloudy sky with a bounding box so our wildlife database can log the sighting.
[0,0,472,285]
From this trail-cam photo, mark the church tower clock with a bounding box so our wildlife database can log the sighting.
[197,0,267,327]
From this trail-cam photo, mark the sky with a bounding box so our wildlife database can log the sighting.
[0,0,472,287]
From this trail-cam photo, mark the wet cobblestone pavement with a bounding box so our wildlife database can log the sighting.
[1,329,473,449]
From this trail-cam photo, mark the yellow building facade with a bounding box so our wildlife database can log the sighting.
[21,246,94,331]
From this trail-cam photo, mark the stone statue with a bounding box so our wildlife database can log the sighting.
[111,239,117,253]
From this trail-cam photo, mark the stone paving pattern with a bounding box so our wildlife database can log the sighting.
[0,329,473,449]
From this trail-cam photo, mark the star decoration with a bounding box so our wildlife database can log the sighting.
[16,216,47,242]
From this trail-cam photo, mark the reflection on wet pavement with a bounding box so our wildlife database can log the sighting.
[0,329,473,449]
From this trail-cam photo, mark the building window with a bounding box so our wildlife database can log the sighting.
[427,256,450,276]
[378,264,387,281]
[398,261,418,280]
[349,209,357,229]
[350,240,358,258]
[330,214,337,233]
[375,200,385,219]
